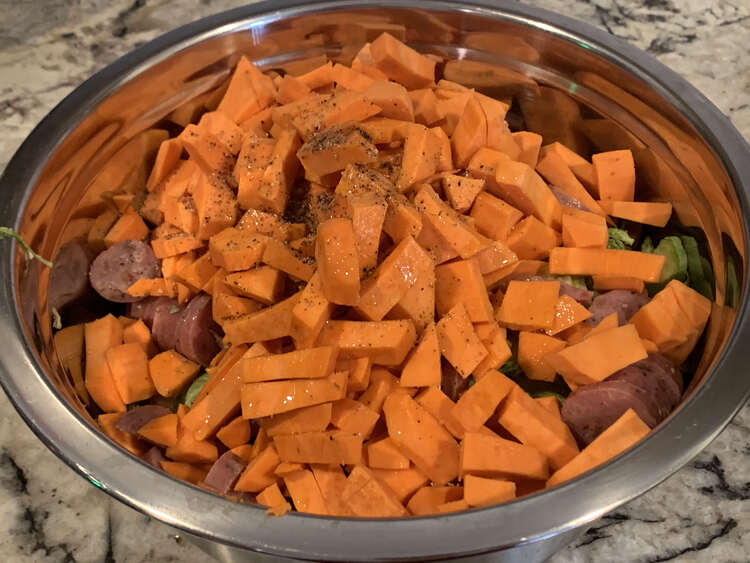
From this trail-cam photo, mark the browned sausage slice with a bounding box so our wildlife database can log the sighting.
[561,380,659,445]
[176,293,221,366]
[203,451,247,494]
[151,298,184,351]
[143,446,167,469]
[49,240,95,311]
[642,352,683,392]
[608,355,681,420]
[588,290,650,326]
[89,240,161,303]
[115,405,172,435]
[126,296,162,327]
[558,283,594,307]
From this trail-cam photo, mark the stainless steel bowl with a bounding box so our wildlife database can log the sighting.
[1,1,749,561]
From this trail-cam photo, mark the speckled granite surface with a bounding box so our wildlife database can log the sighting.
[0,1,748,561]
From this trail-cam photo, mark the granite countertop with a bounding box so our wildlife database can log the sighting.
[1,0,749,561]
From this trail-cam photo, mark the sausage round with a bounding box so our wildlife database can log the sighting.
[115,405,172,435]
[559,283,594,307]
[126,296,162,327]
[143,446,167,469]
[562,380,660,445]
[89,240,161,303]
[609,355,681,420]
[203,451,247,494]
[588,290,650,326]
[151,298,184,352]
[176,293,221,367]
[49,240,95,311]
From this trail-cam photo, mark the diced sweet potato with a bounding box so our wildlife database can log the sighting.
[297,122,378,177]
[370,466,429,503]
[452,96,487,168]
[463,475,516,507]
[497,386,579,470]
[217,56,275,123]
[562,209,608,249]
[317,320,416,366]
[316,218,361,306]
[399,323,441,388]
[342,465,408,517]
[274,431,363,465]
[546,294,592,336]
[517,332,566,382]
[209,228,267,272]
[470,191,524,242]
[414,184,485,259]
[370,32,435,89]
[85,315,125,413]
[496,280,560,331]
[448,371,514,435]
[238,346,338,383]
[224,267,284,304]
[409,88,444,125]
[284,469,329,515]
[357,236,433,321]
[598,200,672,227]
[363,80,415,121]
[290,272,335,349]
[222,292,301,345]
[330,398,380,438]
[460,432,549,481]
[241,372,347,418]
[536,151,605,216]
[367,437,411,470]
[593,149,635,201]
[545,325,648,386]
[493,160,563,230]
[383,391,460,484]
[435,258,494,323]
[549,247,665,282]
[442,174,484,214]
[436,303,488,378]
[547,409,649,487]
[506,216,561,261]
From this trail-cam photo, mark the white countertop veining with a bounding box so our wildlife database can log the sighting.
[1,1,749,561]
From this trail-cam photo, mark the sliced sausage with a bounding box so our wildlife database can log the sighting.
[49,241,94,311]
[176,293,221,366]
[115,405,172,435]
[203,451,247,494]
[588,290,650,326]
[549,185,589,212]
[441,360,472,403]
[143,446,167,469]
[151,298,184,351]
[609,364,680,421]
[641,352,683,392]
[562,380,660,445]
[559,283,594,307]
[126,296,162,327]
[89,240,161,303]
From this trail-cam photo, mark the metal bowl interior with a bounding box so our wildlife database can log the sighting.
[1,0,750,560]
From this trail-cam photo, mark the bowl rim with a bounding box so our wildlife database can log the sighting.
[1,0,750,560]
